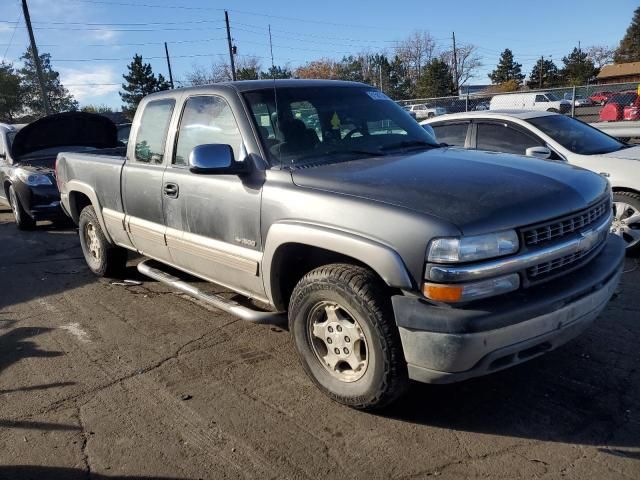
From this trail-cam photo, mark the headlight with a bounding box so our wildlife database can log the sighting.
[428,230,519,263]
[16,170,53,186]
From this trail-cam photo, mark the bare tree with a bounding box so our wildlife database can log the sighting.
[184,56,262,85]
[394,31,437,84]
[586,45,615,69]
[440,43,482,88]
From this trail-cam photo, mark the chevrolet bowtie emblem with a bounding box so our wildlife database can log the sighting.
[577,229,599,252]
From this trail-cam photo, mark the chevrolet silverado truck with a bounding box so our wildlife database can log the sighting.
[56,80,625,409]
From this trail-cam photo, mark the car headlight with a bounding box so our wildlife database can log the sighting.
[427,230,519,263]
[16,170,53,186]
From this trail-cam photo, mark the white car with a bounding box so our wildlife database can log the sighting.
[490,92,572,114]
[422,110,640,252]
[405,103,447,120]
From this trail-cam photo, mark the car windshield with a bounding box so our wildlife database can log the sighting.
[607,93,637,105]
[528,114,627,155]
[243,85,438,167]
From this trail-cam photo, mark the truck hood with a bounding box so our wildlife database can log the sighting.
[11,112,117,160]
[291,147,609,235]
[600,145,640,161]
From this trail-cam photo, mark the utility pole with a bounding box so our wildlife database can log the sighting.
[164,42,174,89]
[539,55,544,89]
[225,10,237,81]
[21,0,50,115]
[452,32,459,94]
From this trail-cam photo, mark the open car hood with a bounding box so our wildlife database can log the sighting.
[11,112,118,159]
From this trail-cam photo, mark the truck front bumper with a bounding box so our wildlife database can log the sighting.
[392,234,625,384]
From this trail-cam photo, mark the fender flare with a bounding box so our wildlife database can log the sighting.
[261,221,414,306]
[65,180,113,243]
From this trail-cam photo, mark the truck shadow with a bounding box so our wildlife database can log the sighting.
[0,466,194,480]
[384,338,639,449]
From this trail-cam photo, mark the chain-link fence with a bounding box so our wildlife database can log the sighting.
[397,81,640,124]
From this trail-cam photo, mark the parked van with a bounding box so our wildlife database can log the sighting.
[490,92,571,113]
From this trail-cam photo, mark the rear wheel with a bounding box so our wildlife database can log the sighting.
[9,185,35,230]
[289,263,408,410]
[79,206,128,277]
[612,192,640,254]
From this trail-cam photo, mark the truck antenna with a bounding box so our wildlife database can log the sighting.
[268,24,282,168]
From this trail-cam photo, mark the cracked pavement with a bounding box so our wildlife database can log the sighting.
[0,207,639,480]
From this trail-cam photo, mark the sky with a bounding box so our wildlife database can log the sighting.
[0,0,636,109]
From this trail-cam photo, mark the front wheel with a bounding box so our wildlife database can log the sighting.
[612,192,640,254]
[78,206,128,277]
[289,264,408,410]
[9,185,35,230]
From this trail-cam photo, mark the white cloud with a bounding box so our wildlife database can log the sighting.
[59,65,120,103]
[89,28,120,43]
[0,24,15,34]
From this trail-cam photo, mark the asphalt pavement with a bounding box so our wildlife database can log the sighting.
[0,207,639,480]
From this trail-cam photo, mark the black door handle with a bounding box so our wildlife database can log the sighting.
[164,182,179,198]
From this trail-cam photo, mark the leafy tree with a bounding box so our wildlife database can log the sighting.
[415,58,454,97]
[120,54,170,118]
[527,58,561,88]
[0,62,23,122]
[488,49,524,86]
[386,55,411,100]
[294,58,337,79]
[19,47,78,116]
[336,55,366,83]
[236,67,259,80]
[560,48,598,85]
[260,65,292,79]
[614,6,640,63]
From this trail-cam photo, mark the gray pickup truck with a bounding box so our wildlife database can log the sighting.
[56,80,625,409]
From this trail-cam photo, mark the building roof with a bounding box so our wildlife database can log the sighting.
[597,61,640,79]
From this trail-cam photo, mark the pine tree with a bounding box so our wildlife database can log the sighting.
[0,62,23,122]
[120,54,170,118]
[527,59,561,89]
[614,6,640,63]
[387,55,411,100]
[260,65,292,79]
[416,58,454,98]
[561,48,598,85]
[18,47,78,116]
[488,49,524,86]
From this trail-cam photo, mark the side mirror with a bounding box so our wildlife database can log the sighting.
[525,146,552,159]
[189,144,246,175]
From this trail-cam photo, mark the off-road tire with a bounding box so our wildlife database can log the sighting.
[613,191,640,255]
[9,185,36,230]
[78,206,128,277]
[289,263,408,410]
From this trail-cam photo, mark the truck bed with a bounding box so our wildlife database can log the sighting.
[56,147,127,214]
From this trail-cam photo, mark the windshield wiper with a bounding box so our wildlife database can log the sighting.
[294,148,385,164]
[379,140,437,152]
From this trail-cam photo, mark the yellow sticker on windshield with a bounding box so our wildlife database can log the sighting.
[331,112,341,130]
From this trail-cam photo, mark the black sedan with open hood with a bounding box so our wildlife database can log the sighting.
[0,112,119,230]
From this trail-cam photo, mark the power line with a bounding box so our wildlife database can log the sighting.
[1,9,22,62]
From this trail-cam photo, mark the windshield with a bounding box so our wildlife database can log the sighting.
[243,85,438,167]
[545,92,561,101]
[529,114,626,155]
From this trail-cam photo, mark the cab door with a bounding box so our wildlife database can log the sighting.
[122,97,176,261]
[161,93,266,300]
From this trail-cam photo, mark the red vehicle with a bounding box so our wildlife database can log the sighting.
[589,91,614,105]
[599,91,640,121]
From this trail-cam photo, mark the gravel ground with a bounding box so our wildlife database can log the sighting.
[0,206,638,480]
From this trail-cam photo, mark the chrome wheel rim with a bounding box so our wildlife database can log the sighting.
[84,222,102,261]
[308,302,368,383]
[612,201,640,249]
[9,189,19,220]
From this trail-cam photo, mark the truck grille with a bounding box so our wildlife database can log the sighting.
[522,198,610,247]
[527,243,601,280]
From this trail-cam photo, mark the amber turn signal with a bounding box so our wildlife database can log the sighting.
[422,283,464,302]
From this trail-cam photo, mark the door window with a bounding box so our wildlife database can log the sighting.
[134,99,175,164]
[476,122,542,155]
[174,96,243,166]
[535,95,548,103]
[432,123,468,147]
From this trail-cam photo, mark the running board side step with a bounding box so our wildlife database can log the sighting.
[137,260,285,323]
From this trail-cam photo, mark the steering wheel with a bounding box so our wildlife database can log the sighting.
[343,127,366,139]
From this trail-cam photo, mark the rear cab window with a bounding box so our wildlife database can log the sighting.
[431,122,469,147]
[134,99,175,164]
